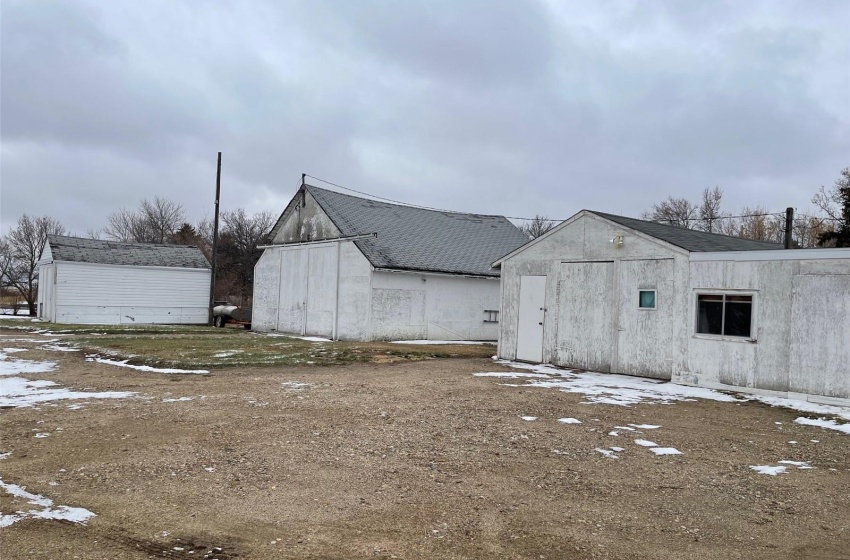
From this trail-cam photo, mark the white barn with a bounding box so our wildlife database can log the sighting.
[38,235,211,325]
[494,210,850,405]
[252,184,530,341]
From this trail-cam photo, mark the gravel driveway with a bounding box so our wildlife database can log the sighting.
[1,334,848,559]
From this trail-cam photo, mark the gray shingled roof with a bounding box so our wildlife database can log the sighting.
[304,185,530,276]
[591,212,784,252]
[46,235,210,269]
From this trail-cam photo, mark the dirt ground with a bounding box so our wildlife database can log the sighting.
[1,332,849,559]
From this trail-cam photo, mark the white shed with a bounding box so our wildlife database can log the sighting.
[494,210,850,405]
[37,235,211,325]
[252,184,530,341]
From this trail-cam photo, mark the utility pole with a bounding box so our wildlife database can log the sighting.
[208,152,222,325]
[784,207,794,249]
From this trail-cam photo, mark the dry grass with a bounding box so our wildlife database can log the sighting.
[0,320,495,369]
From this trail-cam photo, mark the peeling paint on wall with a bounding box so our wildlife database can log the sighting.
[498,213,850,403]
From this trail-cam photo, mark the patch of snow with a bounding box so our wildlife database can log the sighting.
[754,396,850,422]
[204,467,215,472]
[87,356,208,374]
[778,460,814,469]
[634,439,658,447]
[34,433,49,438]
[390,340,494,345]
[281,381,312,390]
[613,426,636,431]
[788,441,797,445]
[162,397,192,403]
[0,478,95,526]
[520,416,537,421]
[650,447,683,455]
[265,334,331,342]
[0,452,10,460]
[0,313,37,321]
[1,348,28,353]
[810,440,819,443]
[610,446,625,452]
[749,465,787,476]
[630,424,661,429]
[484,360,741,406]
[794,417,850,435]
[41,344,79,352]
[474,372,550,379]
[0,376,135,408]
[211,350,243,358]
[0,352,57,376]
[557,418,582,424]
[484,360,850,419]
[608,431,619,436]
[594,448,619,459]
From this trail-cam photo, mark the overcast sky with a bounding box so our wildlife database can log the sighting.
[2,0,848,235]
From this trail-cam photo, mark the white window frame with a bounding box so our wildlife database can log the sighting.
[638,289,657,310]
[693,289,758,342]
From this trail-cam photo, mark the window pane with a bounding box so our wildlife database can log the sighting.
[697,299,723,334]
[725,295,753,303]
[639,290,656,308]
[698,294,723,302]
[724,302,752,337]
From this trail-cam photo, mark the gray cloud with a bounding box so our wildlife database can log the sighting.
[2,0,848,235]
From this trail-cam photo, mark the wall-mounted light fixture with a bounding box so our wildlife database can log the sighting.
[610,235,624,249]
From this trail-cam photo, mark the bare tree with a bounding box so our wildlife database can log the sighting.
[104,197,186,243]
[793,215,832,249]
[0,237,18,314]
[519,215,557,239]
[142,197,185,243]
[7,215,65,315]
[812,167,850,221]
[641,196,699,228]
[85,227,103,240]
[698,187,725,233]
[216,209,275,301]
[733,206,784,243]
[104,207,151,243]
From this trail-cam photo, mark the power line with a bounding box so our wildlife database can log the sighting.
[305,174,468,214]
[303,174,842,226]
[305,174,569,221]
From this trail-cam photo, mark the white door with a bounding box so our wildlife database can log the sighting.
[516,275,547,363]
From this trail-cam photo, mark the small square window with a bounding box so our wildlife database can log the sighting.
[638,290,656,309]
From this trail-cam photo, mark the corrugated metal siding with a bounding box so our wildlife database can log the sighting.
[53,262,209,324]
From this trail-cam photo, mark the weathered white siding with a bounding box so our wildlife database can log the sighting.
[37,264,57,321]
[501,220,850,403]
[251,248,283,332]
[369,271,500,341]
[682,254,850,404]
[251,240,372,339]
[272,190,341,244]
[252,245,500,341]
[44,262,209,324]
[499,213,688,378]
